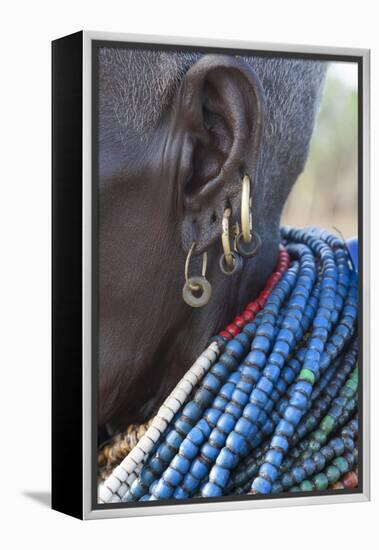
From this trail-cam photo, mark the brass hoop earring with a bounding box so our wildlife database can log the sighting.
[236,174,262,258]
[182,242,212,307]
[219,208,243,276]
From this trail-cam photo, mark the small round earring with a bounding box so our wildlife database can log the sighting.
[236,175,262,258]
[219,208,243,276]
[182,242,212,308]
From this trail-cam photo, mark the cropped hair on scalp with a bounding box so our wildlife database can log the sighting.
[98,46,328,210]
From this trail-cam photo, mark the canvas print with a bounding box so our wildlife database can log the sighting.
[94,43,360,507]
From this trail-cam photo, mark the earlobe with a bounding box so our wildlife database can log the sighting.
[172,54,266,254]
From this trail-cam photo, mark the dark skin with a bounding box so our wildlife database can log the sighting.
[99,55,280,433]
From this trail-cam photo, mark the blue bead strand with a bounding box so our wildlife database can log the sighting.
[226,338,357,494]
[250,230,352,494]
[150,264,302,500]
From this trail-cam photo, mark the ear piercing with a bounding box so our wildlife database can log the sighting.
[236,175,262,258]
[182,242,212,307]
[182,174,261,307]
[219,208,243,276]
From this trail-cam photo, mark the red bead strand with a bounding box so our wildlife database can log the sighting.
[219,246,290,340]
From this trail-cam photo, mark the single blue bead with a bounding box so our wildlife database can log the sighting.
[170,454,190,475]
[259,462,278,482]
[225,401,242,419]
[209,465,230,487]
[180,438,199,460]
[264,363,281,382]
[226,340,244,357]
[251,388,269,408]
[254,335,271,353]
[227,431,249,455]
[201,482,223,498]
[292,466,305,484]
[269,352,285,368]
[153,480,173,499]
[289,391,308,410]
[173,486,190,499]
[166,429,184,449]
[252,476,272,494]
[244,403,261,423]
[296,380,313,398]
[303,458,317,477]
[313,451,326,470]
[265,449,283,468]
[203,373,222,393]
[209,428,226,448]
[232,388,250,407]
[217,413,235,434]
[276,418,295,438]
[129,481,146,500]
[217,447,239,469]
[284,405,303,425]
[163,467,182,487]
[149,456,165,474]
[182,401,202,421]
[158,443,176,463]
[257,376,274,395]
[190,459,209,480]
[202,442,220,462]
[182,472,200,493]
[271,435,289,453]
[235,416,253,437]
[203,409,221,428]
[246,349,267,368]
[256,323,276,340]
[187,426,206,447]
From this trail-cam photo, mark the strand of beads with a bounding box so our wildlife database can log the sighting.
[286,368,358,462]
[202,233,348,497]
[148,253,312,501]
[271,416,358,492]
[99,228,358,503]
[147,229,356,500]
[290,448,358,493]
[150,238,337,500]
[249,228,355,495]
[227,340,357,495]
[98,340,221,503]
[121,249,290,502]
[141,262,298,501]
[167,265,318,500]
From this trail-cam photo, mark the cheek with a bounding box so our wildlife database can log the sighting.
[98,197,184,358]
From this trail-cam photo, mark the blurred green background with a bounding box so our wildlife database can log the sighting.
[282,62,358,238]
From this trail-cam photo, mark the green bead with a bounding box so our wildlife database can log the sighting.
[333,456,349,474]
[314,473,328,490]
[346,379,358,392]
[299,368,315,385]
[300,480,313,492]
[314,429,328,445]
[326,465,340,484]
[320,415,335,434]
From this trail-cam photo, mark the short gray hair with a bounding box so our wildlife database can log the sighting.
[98,47,327,213]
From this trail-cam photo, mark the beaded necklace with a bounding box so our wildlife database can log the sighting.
[99,226,358,504]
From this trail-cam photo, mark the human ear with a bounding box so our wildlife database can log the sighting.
[170,54,266,254]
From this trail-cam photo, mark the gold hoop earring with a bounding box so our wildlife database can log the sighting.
[182,242,212,307]
[219,208,243,276]
[236,174,262,258]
